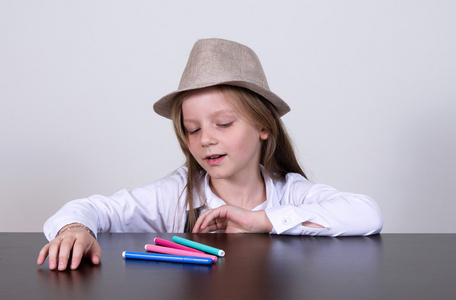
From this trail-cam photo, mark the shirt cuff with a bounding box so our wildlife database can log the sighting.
[43,216,98,241]
[265,205,330,235]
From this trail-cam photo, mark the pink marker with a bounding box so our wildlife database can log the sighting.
[154,237,205,254]
[145,244,218,262]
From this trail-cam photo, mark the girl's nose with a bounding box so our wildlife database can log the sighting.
[200,128,217,147]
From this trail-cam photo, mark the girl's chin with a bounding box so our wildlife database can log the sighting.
[205,170,231,180]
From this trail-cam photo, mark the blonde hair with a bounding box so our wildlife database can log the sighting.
[171,85,306,231]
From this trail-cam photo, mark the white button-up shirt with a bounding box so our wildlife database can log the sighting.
[43,166,382,241]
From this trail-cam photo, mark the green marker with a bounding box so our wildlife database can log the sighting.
[172,236,225,257]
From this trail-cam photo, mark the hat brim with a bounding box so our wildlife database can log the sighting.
[153,81,290,119]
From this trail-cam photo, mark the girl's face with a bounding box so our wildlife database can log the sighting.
[182,87,268,181]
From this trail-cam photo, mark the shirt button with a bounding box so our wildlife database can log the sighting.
[282,217,290,225]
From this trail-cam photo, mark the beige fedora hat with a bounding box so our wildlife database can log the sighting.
[153,38,290,119]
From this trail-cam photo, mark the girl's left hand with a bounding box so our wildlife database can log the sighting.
[192,205,273,233]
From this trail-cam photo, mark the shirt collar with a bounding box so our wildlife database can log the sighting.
[199,166,281,211]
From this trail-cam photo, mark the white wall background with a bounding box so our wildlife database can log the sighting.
[1,1,455,233]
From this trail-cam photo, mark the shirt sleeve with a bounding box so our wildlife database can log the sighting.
[265,177,383,236]
[43,168,188,241]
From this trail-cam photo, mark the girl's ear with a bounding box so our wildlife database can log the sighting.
[259,128,269,140]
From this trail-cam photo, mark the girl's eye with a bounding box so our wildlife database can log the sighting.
[187,128,200,135]
[218,122,233,128]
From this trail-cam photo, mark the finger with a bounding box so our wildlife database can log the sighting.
[69,240,85,270]
[195,214,215,232]
[193,209,213,233]
[196,218,217,233]
[205,221,227,233]
[192,219,202,233]
[89,242,102,265]
[198,226,212,233]
[199,208,227,230]
[47,239,63,270]
[198,214,228,233]
[57,238,75,271]
[37,243,50,265]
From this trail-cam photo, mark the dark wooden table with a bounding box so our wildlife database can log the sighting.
[1,233,455,299]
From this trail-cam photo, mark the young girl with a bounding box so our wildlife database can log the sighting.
[37,38,383,271]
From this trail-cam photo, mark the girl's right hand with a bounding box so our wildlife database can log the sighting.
[192,205,273,233]
[36,226,102,271]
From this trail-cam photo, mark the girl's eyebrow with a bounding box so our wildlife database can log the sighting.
[183,109,237,123]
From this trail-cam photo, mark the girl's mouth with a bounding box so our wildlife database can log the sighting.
[205,154,226,165]
[205,154,226,160]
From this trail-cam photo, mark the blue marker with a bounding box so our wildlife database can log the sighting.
[122,251,213,265]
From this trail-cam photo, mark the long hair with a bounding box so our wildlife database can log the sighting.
[171,85,306,231]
